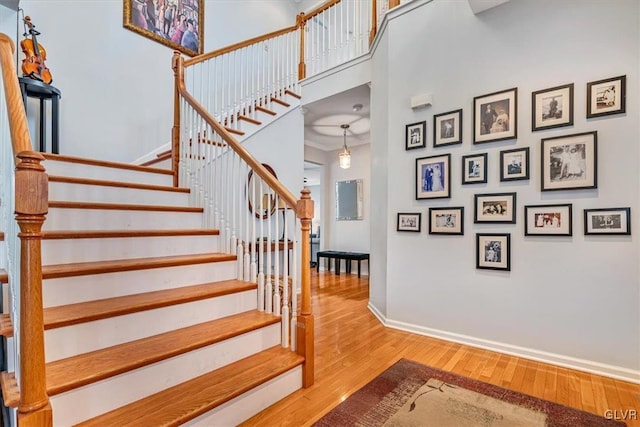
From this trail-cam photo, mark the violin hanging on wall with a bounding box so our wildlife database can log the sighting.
[21,15,53,84]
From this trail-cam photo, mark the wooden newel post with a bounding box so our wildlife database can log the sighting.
[369,0,378,46]
[297,13,307,80]
[172,51,182,188]
[15,151,52,427]
[296,188,314,387]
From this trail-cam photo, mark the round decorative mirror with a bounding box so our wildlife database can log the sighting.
[247,163,278,219]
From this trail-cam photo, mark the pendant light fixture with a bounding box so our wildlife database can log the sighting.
[339,124,351,169]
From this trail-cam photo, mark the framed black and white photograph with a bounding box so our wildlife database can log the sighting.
[406,121,426,150]
[397,212,422,232]
[433,109,462,147]
[429,207,464,235]
[587,75,626,118]
[541,131,597,191]
[462,153,487,185]
[584,207,631,236]
[416,154,451,200]
[476,233,510,271]
[500,147,529,182]
[524,204,572,236]
[532,83,574,131]
[474,192,517,224]
[473,87,517,144]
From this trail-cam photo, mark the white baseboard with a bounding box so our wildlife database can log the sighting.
[367,303,640,384]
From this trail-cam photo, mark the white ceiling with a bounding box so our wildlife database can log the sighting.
[303,84,371,152]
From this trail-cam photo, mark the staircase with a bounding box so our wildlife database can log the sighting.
[0,0,393,423]
[1,153,304,426]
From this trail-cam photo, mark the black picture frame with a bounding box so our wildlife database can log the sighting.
[476,233,511,271]
[474,192,517,224]
[500,147,529,182]
[532,83,574,131]
[416,154,451,200]
[428,207,464,235]
[541,131,597,191]
[461,153,488,185]
[524,203,573,236]
[397,212,422,232]
[584,207,631,236]
[587,75,626,118]
[473,87,517,144]
[433,109,462,147]
[406,121,426,150]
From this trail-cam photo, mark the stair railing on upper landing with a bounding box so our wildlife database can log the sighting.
[171,0,401,388]
[0,34,52,426]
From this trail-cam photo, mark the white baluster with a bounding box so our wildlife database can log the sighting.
[265,183,273,314]
[282,213,290,348]
[257,180,265,311]
[291,227,298,351]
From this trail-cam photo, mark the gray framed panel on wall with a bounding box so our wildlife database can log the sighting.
[336,179,363,220]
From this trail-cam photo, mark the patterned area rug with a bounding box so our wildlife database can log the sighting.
[313,359,626,427]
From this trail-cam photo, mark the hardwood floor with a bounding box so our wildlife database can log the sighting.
[241,271,640,427]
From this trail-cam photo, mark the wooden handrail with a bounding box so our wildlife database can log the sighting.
[300,0,341,22]
[370,0,378,45]
[0,34,32,155]
[184,24,299,67]
[173,53,298,211]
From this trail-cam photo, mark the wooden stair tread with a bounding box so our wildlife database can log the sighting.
[45,310,282,396]
[42,153,173,175]
[42,229,219,239]
[140,151,171,166]
[76,346,304,427]
[0,313,13,337]
[0,372,18,407]
[284,89,301,99]
[0,268,6,283]
[48,175,189,193]
[237,115,262,126]
[255,105,277,116]
[0,231,4,241]
[271,97,290,107]
[44,279,256,329]
[224,126,245,136]
[42,253,236,280]
[49,201,203,212]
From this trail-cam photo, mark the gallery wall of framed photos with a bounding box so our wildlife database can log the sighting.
[398,75,630,271]
[374,0,639,376]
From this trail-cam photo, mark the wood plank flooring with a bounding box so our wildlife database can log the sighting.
[241,271,640,427]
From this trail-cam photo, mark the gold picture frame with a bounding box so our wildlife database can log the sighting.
[123,0,204,57]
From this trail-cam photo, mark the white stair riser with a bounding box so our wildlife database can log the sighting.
[44,161,173,187]
[45,208,204,230]
[50,324,281,427]
[185,366,302,427]
[43,261,237,306]
[49,182,190,206]
[42,234,219,265]
[45,289,257,362]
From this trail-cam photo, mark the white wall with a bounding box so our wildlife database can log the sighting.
[242,108,305,203]
[18,0,299,162]
[371,0,639,378]
[369,31,389,315]
[326,143,370,273]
